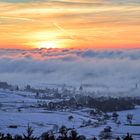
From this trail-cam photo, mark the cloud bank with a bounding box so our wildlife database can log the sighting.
[0,48,140,96]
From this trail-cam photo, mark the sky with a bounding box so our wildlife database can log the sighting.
[0,0,140,96]
[0,0,140,49]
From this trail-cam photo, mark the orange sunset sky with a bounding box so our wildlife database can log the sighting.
[0,0,140,49]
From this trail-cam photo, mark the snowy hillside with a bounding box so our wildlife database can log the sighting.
[0,90,140,139]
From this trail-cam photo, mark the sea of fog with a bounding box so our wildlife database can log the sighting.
[0,48,140,96]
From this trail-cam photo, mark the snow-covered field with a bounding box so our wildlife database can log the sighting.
[0,90,140,139]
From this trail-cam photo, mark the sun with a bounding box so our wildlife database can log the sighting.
[27,32,68,49]
[36,41,57,49]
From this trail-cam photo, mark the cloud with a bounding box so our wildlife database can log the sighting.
[0,48,140,97]
[0,0,34,3]
[0,0,139,49]
[0,0,139,97]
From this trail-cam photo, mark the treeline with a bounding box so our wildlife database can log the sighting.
[46,95,135,112]
[0,125,134,140]
[75,95,135,112]
[0,81,137,112]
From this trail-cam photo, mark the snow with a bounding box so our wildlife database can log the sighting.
[0,90,140,139]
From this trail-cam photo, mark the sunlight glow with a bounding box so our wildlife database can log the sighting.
[0,0,139,49]
[35,41,58,49]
